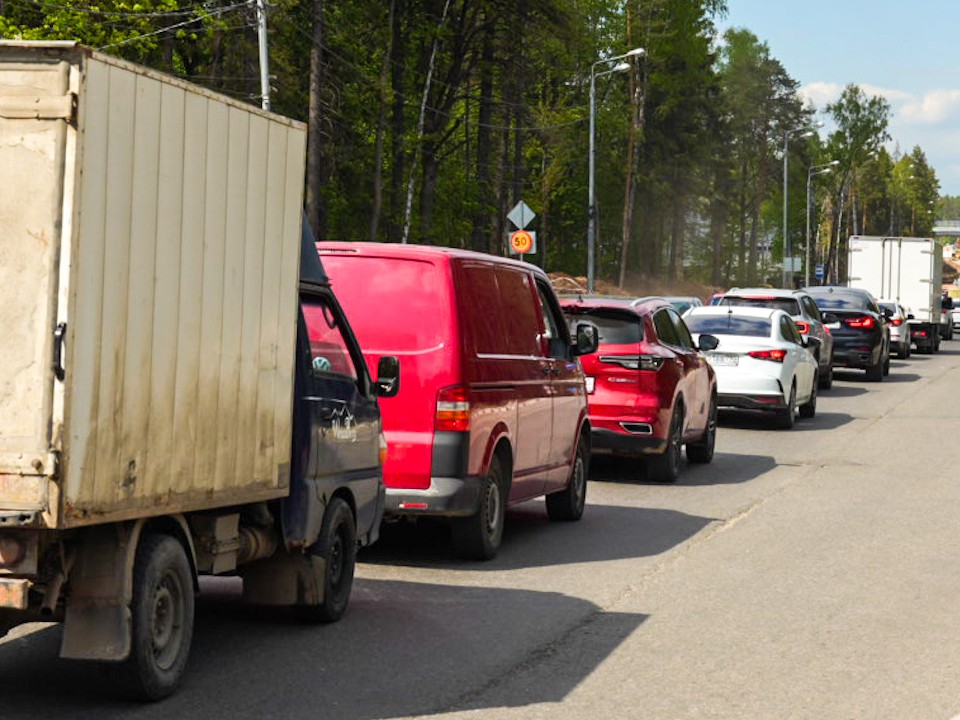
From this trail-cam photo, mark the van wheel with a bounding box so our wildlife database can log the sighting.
[647,405,683,483]
[686,395,717,464]
[546,434,588,521]
[453,455,506,560]
[121,534,194,701]
[302,497,357,623]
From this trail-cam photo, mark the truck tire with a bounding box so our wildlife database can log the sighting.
[546,434,588,521]
[453,454,506,560]
[122,534,194,701]
[307,497,357,623]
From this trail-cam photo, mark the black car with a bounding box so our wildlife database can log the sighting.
[803,286,890,382]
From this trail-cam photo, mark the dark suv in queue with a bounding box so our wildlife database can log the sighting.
[803,286,890,382]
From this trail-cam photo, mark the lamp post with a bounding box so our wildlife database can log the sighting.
[805,160,839,286]
[588,47,644,293]
[782,124,819,287]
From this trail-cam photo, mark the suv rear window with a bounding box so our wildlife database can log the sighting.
[566,309,643,345]
[809,294,869,311]
[685,314,771,337]
[719,295,801,315]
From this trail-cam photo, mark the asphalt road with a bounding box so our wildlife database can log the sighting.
[4,343,960,719]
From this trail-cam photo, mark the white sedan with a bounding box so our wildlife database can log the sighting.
[683,306,819,429]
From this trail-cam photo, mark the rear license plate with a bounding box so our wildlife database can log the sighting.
[584,376,596,393]
[826,321,840,330]
[707,353,739,367]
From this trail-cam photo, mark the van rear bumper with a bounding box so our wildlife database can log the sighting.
[385,477,482,517]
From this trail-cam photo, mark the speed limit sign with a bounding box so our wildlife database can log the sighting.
[508,229,536,254]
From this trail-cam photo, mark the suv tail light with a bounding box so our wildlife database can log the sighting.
[845,316,876,329]
[436,385,471,432]
[748,349,787,363]
[599,355,664,371]
[795,320,810,335]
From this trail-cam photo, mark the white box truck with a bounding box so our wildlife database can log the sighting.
[0,41,398,699]
[847,235,943,353]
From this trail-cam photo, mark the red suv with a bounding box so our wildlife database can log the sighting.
[319,243,598,560]
[560,296,719,483]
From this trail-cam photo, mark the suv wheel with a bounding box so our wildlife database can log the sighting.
[865,357,883,382]
[648,405,683,483]
[818,361,833,390]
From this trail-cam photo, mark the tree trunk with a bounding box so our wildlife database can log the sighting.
[388,0,407,241]
[470,22,495,253]
[419,139,439,245]
[305,0,325,237]
[369,0,396,242]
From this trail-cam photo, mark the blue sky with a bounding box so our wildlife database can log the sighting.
[719,0,960,196]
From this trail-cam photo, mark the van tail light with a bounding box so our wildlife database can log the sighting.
[845,316,876,329]
[748,348,787,363]
[599,355,664,371]
[795,321,810,334]
[436,385,471,432]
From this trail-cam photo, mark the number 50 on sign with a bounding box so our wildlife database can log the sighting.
[508,229,537,255]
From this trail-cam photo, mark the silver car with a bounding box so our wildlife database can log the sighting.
[878,299,912,359]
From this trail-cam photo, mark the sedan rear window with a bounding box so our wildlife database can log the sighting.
[684,314,771,337]
[809,294,869,311]
[719,296,800,315]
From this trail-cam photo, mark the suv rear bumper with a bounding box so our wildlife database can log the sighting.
[591,427,666,456]
[831,344,882,369]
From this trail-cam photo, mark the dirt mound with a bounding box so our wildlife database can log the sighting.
[548,272,722,302]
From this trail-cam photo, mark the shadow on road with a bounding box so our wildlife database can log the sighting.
[821,384,868,398]
[0,579,647,720]
[364,501,715,571]
[880,372,922,383]
[590,450,775,488]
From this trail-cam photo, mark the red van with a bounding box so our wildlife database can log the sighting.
[318,243,598,559]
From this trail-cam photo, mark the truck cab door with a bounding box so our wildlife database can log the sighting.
[285,290,383,549]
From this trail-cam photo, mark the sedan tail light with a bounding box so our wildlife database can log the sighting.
[747,349,787,363]
[845,316,876,329]
[890,317,903,326]
[599,355,665,371]
[436,385,471,432]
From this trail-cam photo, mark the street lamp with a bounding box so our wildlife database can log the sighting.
[805,160,839,286]
[588,47,645,293]
[782,123,821,287]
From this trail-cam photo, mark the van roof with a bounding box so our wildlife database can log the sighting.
[317,241,547,277]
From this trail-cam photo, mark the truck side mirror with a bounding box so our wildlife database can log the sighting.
[571,322,598,356]
[376,356,400,397]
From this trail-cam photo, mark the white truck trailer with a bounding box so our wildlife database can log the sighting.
[0,41,397,699]
[847,235,943,353]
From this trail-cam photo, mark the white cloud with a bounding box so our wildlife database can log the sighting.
[899,89,960,125]
[799,82,912,111]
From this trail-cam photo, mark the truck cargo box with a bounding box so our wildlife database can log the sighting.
[0,42,307,528]
[847,235,942,323]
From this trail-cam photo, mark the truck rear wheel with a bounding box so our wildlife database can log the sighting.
[122,533,194,701]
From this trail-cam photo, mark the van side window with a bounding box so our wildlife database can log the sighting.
[302,296,360,383]
[535,280,571,358]
[461,264,540,356]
